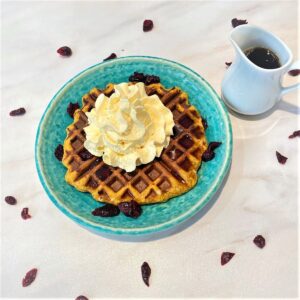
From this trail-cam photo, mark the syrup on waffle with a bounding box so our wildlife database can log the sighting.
[62,83,208,205]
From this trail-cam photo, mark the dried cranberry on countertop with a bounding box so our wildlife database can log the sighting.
[21,207,31,220]
[288,130,300,139]
[5,196,17,205]
[143,19,154,32]
[231,18,248,28]
[103,53,117,61]
[253,235,266,249]
[57,46,72,57]
[22,268,38,287]
[75,296,89,300]
[276,151,288,164]
[288,69,300,76]
[221,252,235,265]
[141,262,151,286]
[9,107,26,116]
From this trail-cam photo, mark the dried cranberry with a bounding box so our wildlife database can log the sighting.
[288,69,300,76]
[143,19,154,32]
[231,18,248,28]
[202,141,221,162]
[5,196,17,205]
[9,107,26,116]
[276,151,288,164]
[288,130,300,139]
[141,262,151,286]
[145,75,160,85]
[21,207,31,220]
[208,141,222,152]
[225,62,232,67]
[201,118,208,130]
[57,46,72,57]
[128,72,160,85]
[55,144,64,161]
[79,149,93,161]
[22,268,37,287]
[173,125,183,137]
[202,150,215,162]
[221,252,235,265]
[253,235,266,249]
[103,53,117,61]
[92,204,120,217]
[129,72,146,82]
[67,102,80,118]
[118,200,142,218]
[75,296,89,300]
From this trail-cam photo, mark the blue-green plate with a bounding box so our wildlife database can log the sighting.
[35,56,232,238]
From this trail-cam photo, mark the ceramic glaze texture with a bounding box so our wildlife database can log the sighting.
[36,57,232,235]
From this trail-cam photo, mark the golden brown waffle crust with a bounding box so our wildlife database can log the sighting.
[62,83,208,205]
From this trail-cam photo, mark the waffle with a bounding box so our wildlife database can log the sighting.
[62,83,208,205]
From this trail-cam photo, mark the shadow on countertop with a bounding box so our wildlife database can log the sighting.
[227,99,300,121]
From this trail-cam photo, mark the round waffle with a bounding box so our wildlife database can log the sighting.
[62,83,208,205]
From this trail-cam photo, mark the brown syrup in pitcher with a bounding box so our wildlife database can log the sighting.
[244,47,281,69]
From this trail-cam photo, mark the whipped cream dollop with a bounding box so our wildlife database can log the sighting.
[83,82,175,172]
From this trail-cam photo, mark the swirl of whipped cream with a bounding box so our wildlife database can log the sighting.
[83,82,174,172]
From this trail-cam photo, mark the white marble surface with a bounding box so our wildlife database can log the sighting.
[1,1,299,298]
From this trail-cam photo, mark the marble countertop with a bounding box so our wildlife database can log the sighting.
[1,1,298,298]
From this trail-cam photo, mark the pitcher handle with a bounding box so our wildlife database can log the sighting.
[281,60,300,97]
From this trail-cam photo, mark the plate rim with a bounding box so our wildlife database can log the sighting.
[35,55,232,236]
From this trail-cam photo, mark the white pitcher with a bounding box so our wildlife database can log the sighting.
[221,25,300,115]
